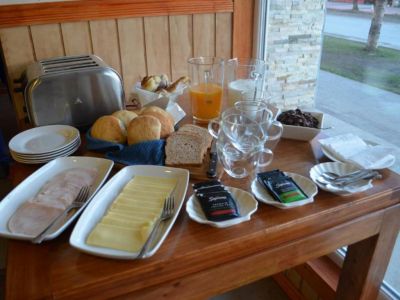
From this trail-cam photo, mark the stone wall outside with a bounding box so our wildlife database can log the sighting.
[265,0,326,109]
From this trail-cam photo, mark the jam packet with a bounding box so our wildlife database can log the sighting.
[193,180,240,222]
[257,170,308,204]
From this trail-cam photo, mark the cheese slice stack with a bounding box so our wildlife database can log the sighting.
[87,175,177,252]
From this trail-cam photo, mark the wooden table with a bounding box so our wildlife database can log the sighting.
[5,102,400,300]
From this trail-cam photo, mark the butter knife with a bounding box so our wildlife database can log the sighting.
[207,140,218,178]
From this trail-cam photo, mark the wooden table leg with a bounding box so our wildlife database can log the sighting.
[336,204,400,300]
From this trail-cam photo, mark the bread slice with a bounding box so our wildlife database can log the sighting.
[165,132,205,166]
[179,124,213,150]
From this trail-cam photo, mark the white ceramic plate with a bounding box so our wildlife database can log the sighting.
[11,136,80,159]
[320,140,395,170]
[10,141,81,164]
[70,165,190,259]
[186,186,258,228]
[309,162,373,196]
[0,156,114,241]
[9,125,79,155]
[251,172,317,209]
[11,138,80,159]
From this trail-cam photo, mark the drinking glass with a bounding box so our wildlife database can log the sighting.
[188,57,224,123]
[226,58,266,107]
[208,108,273,178]
[233,100,283,151]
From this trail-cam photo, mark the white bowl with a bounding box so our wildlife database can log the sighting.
[279,111,324,141]
[309,162,373,196]
[131,82,187,109]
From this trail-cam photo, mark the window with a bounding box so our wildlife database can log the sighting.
[255,0,400,298]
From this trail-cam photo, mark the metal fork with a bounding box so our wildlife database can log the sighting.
[137,195,175,259]
[32,185,91,244]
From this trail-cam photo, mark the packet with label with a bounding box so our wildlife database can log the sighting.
[193,180,240,221]
[257,170,308,203]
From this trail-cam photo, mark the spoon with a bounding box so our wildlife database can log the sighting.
[321,170,380,183]
[317,172,379,188]
[315,177,365,193]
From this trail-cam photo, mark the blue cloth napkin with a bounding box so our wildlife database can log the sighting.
[86,130,165,166]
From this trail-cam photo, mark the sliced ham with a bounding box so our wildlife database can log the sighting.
[34,168,97,209]
[8,202,63,236]
[8,167,98,236]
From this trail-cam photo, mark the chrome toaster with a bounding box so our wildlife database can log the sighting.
[21,55,125,128]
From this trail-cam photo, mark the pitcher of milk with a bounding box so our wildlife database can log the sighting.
[226,58,267,107]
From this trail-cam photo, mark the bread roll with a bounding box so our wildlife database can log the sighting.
[127,115,161,145]
[141,76,158,92]
[91,115,126,144]
[112,110,137,128]
[141,106,174,139]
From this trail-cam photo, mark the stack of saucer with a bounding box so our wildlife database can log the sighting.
[9,125,81,164]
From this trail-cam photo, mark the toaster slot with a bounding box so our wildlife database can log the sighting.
[44,63,98,73]
[41,56,100,74]
[41,55,92,65]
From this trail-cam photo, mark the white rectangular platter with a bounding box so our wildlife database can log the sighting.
[0,156,114,241]
[70,165,190,260]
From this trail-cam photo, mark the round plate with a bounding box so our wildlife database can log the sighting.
[309,162,373,196]
[11,142,81,164]
[11,137,80,159]
[9,125,79,155]
[186,186,258,228]
[251,172,317,209]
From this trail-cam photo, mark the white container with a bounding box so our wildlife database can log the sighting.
[280,111,324,141]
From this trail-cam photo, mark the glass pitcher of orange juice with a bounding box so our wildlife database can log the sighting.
[188,57,224,123]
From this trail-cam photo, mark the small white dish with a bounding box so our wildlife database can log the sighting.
[280,111,324,141]
[186,186,258,228]
[251,172,317,209]
[309,162,373,196]
[9,125,79,155]
[0,156,114,241]
[320,141,395,170]
[70,165,189,259]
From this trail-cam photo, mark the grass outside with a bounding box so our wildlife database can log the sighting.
[320,36,400,95]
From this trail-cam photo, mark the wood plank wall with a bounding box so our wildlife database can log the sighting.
[0,13,232,128]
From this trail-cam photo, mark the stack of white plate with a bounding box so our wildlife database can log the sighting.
[9,125,81,164]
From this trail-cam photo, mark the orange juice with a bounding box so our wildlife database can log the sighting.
[190,83,223,122]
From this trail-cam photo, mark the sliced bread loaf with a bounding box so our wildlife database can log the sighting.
[179,124,213,150]
[165,132,205,165]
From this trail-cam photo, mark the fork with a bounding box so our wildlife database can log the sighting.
[137,195,175,259]
[32,185,91,244]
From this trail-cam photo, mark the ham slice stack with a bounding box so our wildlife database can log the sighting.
[8,168,97,236]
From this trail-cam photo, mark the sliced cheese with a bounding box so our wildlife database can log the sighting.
[86,175,176,253]
[130,175,177,186]
[111,202,162,213]
[118,190,168,199]
[105,211,157,222]
[87,223,144,252]
[101,216,151,229]
[114,196,164,207]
